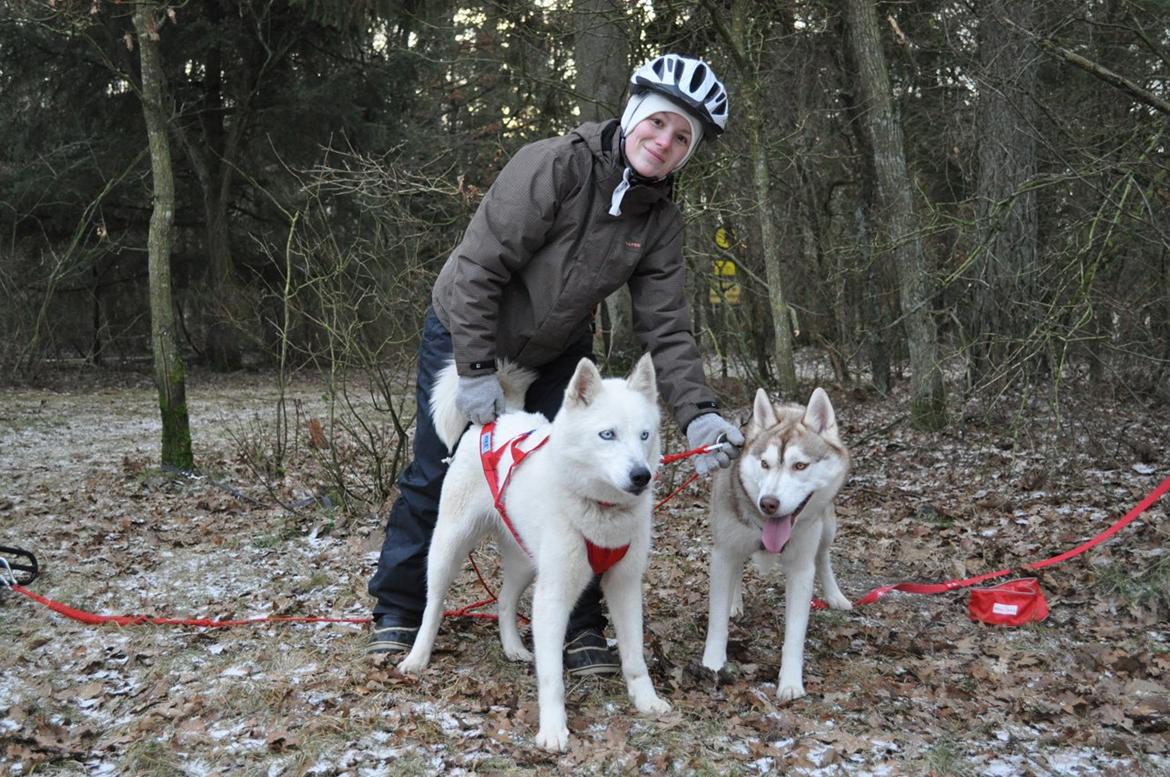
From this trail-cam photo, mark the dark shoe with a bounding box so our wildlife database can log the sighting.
[366,614,420,656]
[564,628,620,677]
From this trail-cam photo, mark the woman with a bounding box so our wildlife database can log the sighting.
[368,54,744,676]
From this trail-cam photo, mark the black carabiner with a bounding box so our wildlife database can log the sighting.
[0,545,39,586]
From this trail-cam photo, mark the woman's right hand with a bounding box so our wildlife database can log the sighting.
[455,373,505,425]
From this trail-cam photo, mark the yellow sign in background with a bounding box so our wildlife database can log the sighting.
[710,257,740,304]
[710,226,741,304]
[714,226,733,251]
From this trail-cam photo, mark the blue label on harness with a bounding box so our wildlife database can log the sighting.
[481,430,492,453]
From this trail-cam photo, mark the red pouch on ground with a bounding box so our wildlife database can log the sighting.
[968,577,1049,626]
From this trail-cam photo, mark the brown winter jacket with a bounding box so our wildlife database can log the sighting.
[431,120,718,431]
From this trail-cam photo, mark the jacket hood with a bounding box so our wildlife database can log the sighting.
[570,120,673,216]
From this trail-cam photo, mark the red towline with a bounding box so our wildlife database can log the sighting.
[812,472,1170,610]
[6,470,1166,629]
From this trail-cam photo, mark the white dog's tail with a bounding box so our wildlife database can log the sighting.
[429,359,538,451]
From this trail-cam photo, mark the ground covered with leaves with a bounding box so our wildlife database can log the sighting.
[1,366,1167,776]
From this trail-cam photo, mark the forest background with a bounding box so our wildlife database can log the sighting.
[3,0,1168,441]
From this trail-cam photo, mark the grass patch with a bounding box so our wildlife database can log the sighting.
[922,736,977,777]
[119,739,186,777]
[1093,554,1170,614]
[251,521,299,548]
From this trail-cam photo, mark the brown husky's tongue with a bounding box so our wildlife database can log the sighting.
[762,516,794,554]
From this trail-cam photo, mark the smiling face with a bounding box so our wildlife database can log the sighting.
[623,111,694,179]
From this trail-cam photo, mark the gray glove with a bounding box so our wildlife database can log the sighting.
[455,373,505,425]
[686,413,745,477]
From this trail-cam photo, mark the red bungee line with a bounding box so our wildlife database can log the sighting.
[7,468,1166,630]
[3,442,719,629]
[7,585,372,627]
[813,472,1170,610]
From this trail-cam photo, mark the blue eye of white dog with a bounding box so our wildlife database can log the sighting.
[599,429,615,440]
[640,430,650,441]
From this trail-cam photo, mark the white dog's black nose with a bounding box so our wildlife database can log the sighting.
[758,496,780,516]
[629,466,651,491]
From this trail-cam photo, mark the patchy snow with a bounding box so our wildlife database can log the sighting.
[2,370,1167,774]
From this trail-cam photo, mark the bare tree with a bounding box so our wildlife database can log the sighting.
[967,0,1039,383]
[572,0,637,366]
[702,0,799,397]
[133,2,192,468]
[844,0,946,429]
[572,0,628,123]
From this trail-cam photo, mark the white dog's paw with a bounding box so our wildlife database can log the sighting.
[535,726,569,752]
[635,695,672,715]
[700,648,726,673]
[504,645,534,663]
[825,593,853,610]
[777,683,806,702]
[396,654,427,675]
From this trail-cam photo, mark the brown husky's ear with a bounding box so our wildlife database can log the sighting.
[565,357,604,407]
[750,388,779,432]
[803,387,838,437]
[626,353,657,403]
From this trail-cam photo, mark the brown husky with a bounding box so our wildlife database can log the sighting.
[701,387,853,700]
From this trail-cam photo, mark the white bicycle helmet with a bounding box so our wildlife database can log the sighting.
[629,53,729,136]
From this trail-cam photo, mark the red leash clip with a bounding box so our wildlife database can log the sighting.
[968,577,1049,626]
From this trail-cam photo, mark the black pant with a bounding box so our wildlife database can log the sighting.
[367,307,605,633]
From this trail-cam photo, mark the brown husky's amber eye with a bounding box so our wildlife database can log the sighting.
[793,462,808,471]
[760,459,770,470]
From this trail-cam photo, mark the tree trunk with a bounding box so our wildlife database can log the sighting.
[969,0,1038,382]
[191,0,243,371]
[135,2,193,469]
[856,205,892,393]
[572,0,628,123]
[838,41,892,394]
[572,0,636,367]
[750,117,799,396]
[88,260,104,366]
[701,0,799,396]
[203,198,244,371]
[844,0,946,429]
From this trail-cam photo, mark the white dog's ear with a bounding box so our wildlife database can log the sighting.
[751,388,778,431]
[803,387,838,437]
[626,353,657,403]
[565,357,604,407]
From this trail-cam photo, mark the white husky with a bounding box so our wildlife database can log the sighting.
[701,387,852,700]
[397,354,671,751]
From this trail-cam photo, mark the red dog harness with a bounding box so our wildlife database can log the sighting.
[479,423,629,575]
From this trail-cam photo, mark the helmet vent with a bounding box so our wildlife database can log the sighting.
[689,63,709,93]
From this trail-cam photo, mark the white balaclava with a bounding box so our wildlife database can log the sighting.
[609,92,704,216]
